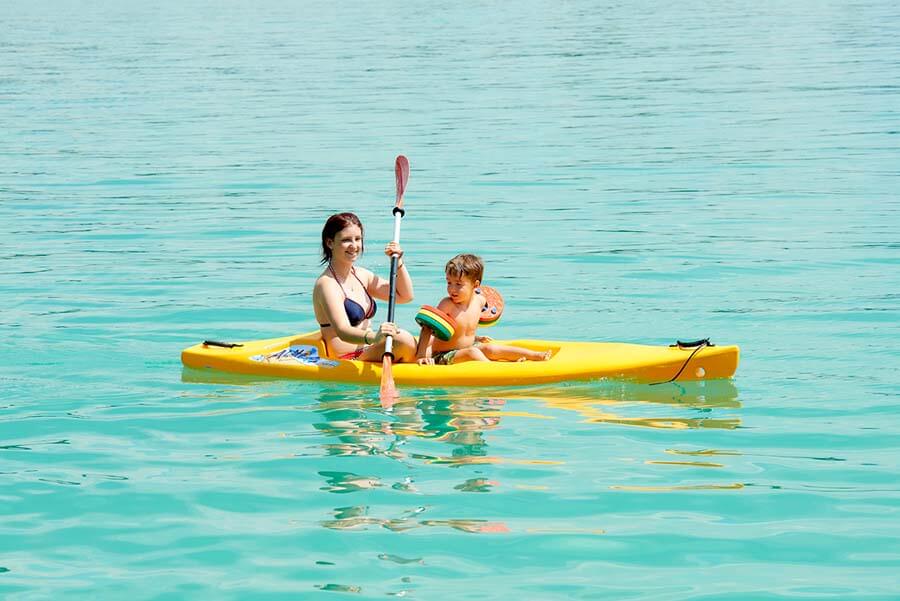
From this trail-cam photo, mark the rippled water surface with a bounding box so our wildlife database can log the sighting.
[2,1,899,599]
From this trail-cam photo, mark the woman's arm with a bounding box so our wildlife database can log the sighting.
[369,242,414,304]
[392,259,414,303]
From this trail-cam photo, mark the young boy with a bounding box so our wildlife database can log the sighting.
[416,254,551,365]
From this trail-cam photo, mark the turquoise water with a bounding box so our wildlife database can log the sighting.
[3,0,899,598]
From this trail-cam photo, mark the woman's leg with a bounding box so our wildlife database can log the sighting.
[359,329,418,363]
[390,329,418,363]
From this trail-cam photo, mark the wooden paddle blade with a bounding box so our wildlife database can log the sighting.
[395,155,409,207]
[379,355,398,407]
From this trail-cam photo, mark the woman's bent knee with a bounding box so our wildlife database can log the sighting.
[393,331,417,362]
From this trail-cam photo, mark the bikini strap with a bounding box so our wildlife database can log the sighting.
[327,263,349,299]
[350,268,375,307]
[330,264,374,312]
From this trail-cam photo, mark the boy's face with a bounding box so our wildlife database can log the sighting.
[446,273,479,304]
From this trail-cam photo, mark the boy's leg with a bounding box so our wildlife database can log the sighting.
[480,343,549,362]
[447,346,489,364]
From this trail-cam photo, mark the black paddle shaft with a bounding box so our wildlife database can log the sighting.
[383,206,405,357]
[386,254,399,324]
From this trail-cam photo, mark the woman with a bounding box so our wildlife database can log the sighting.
[313,212,417,362]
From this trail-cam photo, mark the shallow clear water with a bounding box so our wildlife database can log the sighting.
[2,1,899,599]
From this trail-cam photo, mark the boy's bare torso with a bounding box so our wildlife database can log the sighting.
[431,294,486,352]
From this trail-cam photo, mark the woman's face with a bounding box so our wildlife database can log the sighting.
[328,225,363,263]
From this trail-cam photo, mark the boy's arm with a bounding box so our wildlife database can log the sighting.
[436,297,458,316]
[472,293,493,342]
[416,326,434,364]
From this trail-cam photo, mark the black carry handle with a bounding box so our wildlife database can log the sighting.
[672,338,714,349]
[202,340,243,349]
[652,338,713,385]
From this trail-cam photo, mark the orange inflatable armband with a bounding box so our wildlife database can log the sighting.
[477,286,504,326]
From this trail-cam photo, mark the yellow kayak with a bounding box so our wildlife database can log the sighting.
[181,331,739,386]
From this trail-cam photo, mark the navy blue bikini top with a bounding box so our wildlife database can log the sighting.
[319,265,377,328]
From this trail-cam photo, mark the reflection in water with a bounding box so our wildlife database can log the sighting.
[391,476,418,493]
[378,554,424,565]
[321,505,510,535]
[645,460,725,468]
[454,478,499,493]
[587,415,739,429]
[305,379,743,533]
[318,471,382,493]
[307,379,743,463]
[455,379,742,431]
[314,583,361,593]
[666,449,741,456]
[182,368,741,434]
[312,390,521,534]
[667,447,847,463]
[310,392,513,468]
[610,483,746,492]
[311,391,412,461]
[181,370,743,530]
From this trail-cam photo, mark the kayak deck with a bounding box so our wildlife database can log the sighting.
[181,331,739,386]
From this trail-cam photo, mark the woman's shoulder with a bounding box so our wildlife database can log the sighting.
[314,271,338,294]
[354,265,376,284]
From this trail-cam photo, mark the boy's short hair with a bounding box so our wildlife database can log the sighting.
[445,254,484,283]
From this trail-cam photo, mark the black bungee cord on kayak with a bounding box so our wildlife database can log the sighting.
[202,340,243,348]
[649,338,712,386]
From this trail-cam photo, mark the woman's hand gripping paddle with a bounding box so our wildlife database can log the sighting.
[380,155,409,407]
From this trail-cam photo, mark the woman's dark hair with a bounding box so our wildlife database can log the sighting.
[321,212,364,264]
